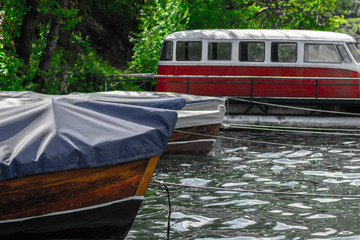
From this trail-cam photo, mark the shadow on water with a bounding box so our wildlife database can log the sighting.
[127,130,360,240]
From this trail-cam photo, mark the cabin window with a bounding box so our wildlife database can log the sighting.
[304,44,340,63]
[336,45,351,63]
[160,41,173,61]
[239,42,265,62]
[208,42,232,60]
[346,43,360,63]
[176,41,202,61]
[271,42,297,62]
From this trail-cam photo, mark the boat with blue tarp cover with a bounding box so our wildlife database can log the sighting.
[0,96,180,239]
[0,91,226,155]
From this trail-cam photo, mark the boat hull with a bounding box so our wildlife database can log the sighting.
[165,124,221,155]
[0,156,159,238]
[157,65,360,98]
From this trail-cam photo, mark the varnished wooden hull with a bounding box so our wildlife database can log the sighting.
[164,124,221,155]
[0,156,159,239]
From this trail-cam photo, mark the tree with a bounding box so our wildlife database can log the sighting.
[128,0,189,73]
[0,0,353,92]
[0,0,29,90]
[16,0,39,65]
[185,0,350,30]
[246,0,350,30]
[33,0,68,92]
[0,0,79,92]
[129,0,350,74]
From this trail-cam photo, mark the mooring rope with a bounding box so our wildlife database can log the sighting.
[162,182,171,240]
[173,129,360,151]
[174,129,305,148]
[152,180,171,239]
[228,123,360,132]
[228,97,360,117]
[228,123,360,136]
[223,97,360,135]
[152,179,360,199]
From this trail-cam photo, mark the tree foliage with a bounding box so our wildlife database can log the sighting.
[129,0,351,74]
[0,0,354,93]
[0,0,121,93]
[1,0,80,92]
[186,0,349,30]
[338,0,360,40]
[128,0,189,73]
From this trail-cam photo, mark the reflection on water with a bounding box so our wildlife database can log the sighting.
[127,130,360,239]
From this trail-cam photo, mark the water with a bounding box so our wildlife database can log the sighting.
[126,130,360,239]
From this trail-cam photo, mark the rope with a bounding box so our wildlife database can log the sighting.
[228,123,360,132]
[225,97,360,135]
[228,97,360,117]
[152,179,360,199]
[173,129,360,151]
[153,180,172,239]
[228,124,360,136]
[174,129,304,148]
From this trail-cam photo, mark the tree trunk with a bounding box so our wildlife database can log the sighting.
[33,0,67,92]
[17,0,40,65]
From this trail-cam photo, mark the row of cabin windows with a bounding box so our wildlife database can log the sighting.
[160,41,360,63]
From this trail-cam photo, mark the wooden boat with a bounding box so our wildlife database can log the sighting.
[0,97,178,238]
[81,91,225,155]
[0,91,226,155]
[0,157,159,239]
[159,92,226,155]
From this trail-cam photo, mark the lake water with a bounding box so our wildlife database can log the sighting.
[127,129,360,240]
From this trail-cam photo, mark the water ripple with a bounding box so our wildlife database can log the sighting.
[273,221,308,230]
[222,217,257,229]
[205,199,269,207]
[171,212,217,232]
[180,178,211,186]
[129,130,360,239]
[306,214,337,219]
[286,150,312,158]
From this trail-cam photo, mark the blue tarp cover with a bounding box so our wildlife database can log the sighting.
[0,97,179,181]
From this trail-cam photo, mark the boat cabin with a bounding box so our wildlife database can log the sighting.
[157,29,360,98]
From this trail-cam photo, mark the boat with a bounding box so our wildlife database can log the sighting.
[75,91,226,155]
[0,97,179,238]
[155,29,360,129]
[157,29,360,98]
[150,92,226,155]
[0,91,226,155]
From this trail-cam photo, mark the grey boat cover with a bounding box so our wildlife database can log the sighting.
[0,97,179,181]
[0,90,226,129]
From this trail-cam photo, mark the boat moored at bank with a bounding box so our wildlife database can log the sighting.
[157,29,360,99]
[0,97,179,238]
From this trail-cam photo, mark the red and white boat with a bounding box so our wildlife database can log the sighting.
[157,29,360,99]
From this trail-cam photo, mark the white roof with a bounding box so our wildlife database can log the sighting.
[164,29,355,42]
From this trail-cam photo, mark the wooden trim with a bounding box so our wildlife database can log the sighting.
[170,124,220,142]
[135,156,159,196]
[0,159,150,221]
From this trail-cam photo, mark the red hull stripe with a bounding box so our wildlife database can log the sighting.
[157,65,360,98]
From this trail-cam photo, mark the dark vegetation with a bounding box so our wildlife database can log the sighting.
[0,0,356,93]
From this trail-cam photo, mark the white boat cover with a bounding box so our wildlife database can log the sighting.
[0,91,187,110]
